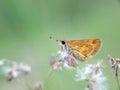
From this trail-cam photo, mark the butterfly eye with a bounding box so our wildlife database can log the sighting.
[61,41,65,45]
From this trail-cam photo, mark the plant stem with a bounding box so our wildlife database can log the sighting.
[115,67,120,90]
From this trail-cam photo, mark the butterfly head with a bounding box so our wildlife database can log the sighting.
[56,40,69,53]
[56,40,66,46]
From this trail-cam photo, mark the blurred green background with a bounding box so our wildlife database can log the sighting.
[0,0,120,90]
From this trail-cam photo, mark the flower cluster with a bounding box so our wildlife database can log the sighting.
[0,59,31,81]
[50,56,64,71]
[108,55,120,89]
[50,50,79,71]
[50,49,108,90]
[75,62,107,90]
[0,59,43,90]
[108,55,120,77]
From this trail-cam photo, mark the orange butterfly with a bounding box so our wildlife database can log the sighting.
[56,39,102,62]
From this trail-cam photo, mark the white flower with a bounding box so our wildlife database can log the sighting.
[19,64,31,73]
[75,69,86,81]
[118,64,120,68]
[53,61,64,71]
[1,66,11,76]
[0,58,7,66]
[0,60,4,66]
[57,50,79,69]
[86,73,107,90]
[63,62,73,70]
[75,61,108,90]
[75,62,102,81]
[57,51,68,59]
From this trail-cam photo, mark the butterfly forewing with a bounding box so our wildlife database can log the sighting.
[66,39,101,61]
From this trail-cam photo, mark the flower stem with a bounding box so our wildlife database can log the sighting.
[44,70,53,86]
[115,67,120,90]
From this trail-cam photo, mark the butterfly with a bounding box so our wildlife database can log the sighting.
[56,39,102,62]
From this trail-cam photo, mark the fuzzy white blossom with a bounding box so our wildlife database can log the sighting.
[75,62,102,81]
[0,60,4,66]
[85,73,107,90]
[0,60,31,81]
[57,50,68,59]
[63,62,73,70]
[50,50,79,71]
[75,61,108,90]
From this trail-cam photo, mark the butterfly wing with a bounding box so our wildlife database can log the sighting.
[67,39,101,61]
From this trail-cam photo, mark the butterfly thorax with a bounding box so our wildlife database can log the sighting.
[61,41,83,61]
